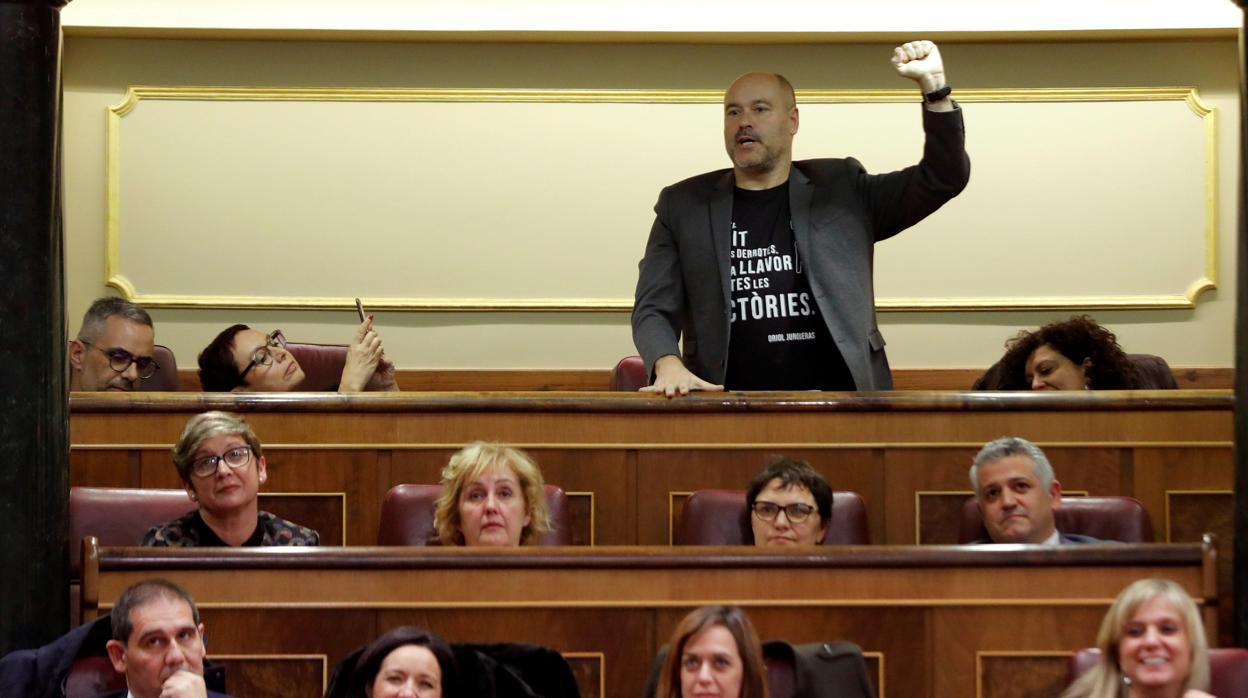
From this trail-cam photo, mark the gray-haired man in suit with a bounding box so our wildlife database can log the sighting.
[632,41,969,397]
[970,436,1102,545]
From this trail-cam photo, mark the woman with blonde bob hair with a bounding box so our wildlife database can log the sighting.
[1062,578,1212,698]
[433,442,552,547]
[656,606,769,698]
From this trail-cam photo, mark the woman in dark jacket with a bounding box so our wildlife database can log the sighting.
[324,627,579,698]
[329,626,460,698]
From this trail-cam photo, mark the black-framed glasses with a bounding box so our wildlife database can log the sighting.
[238,330,286,382]
[190,446,253,478]
[81,341,160,379]
[751,501,816,523]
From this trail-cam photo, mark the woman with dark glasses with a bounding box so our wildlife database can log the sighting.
[144,411,319,547]
[197,316,397,392]
[745,457,832,546]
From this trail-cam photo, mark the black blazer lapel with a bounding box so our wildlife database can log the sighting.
[710,171,735,308]
[788,164,814,266]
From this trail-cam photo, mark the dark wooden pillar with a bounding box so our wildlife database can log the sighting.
[0,0,70,654]
[1235,0,1248,648]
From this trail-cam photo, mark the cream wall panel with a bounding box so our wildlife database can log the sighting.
[838,93,1212,307]
[109,91,724,307]
[63,38,1239,370]
[106,88,1212,313]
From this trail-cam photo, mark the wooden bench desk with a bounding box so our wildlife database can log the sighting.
[71,390,1237,644]
[82,540,1216,698]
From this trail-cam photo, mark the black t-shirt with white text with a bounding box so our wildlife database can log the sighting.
[724,182,855,391]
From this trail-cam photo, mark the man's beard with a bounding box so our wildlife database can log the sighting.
[729,141,782,174]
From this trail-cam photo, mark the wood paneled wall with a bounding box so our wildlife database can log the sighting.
[82,544,1215,698]
[70,391,1236,644]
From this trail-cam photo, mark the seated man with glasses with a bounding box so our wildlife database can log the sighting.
[69,296,159,392]
[745,456,832,546]
[196,315,397,392]
[144,411,319,546]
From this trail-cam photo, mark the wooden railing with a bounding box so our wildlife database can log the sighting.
[70,390,1237,645]
[81,540,1217,698]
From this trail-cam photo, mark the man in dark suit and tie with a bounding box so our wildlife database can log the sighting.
[970,436,1102,545]
[102,579,234,698]
[632,40,969,396]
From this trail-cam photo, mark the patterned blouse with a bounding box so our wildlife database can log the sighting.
[143,509,320,547]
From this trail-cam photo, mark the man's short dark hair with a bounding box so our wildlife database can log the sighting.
[197,324,250,391]
[77,297,153,343]
[111,579,200,643]
[745,456,833,522]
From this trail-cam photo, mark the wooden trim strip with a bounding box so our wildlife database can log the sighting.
[170,367,1235,393]
[71,441,1237,451]
[69,390,1234,414]
[561,652,606,698]
[95,544,1205,571]
[99,597,1190,610]
[864,651,886,698]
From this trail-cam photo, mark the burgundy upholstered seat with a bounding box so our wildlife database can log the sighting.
[377,483,573,546]
[136,344,179,391]
[958,495,1154,543]
[284,341,348,391]
[1069,647,1248,698]
[67,487,195,623]
[610,355,647,391]
[674,489,870,545]
[69,486,195,576]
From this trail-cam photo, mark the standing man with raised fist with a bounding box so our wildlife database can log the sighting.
[633,41,969,397]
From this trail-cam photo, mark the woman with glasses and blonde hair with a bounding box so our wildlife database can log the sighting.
[197,316,397,392]
[1062,578,1213,698]
[144,411,320,546]
[434,443,553,547]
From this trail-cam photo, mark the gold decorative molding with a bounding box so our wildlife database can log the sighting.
[104,85,1209,106]
[668,491,693,545]
[863,651,886,698]
[561,651,606,698]
[567,490,597,546]
[105,86,1217,313]
[164,597,1135,610]
[70,441,1236,451]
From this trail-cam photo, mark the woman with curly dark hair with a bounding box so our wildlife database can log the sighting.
[991,316,1138,390]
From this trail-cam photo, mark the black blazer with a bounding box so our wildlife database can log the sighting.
[632,106,969,390]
